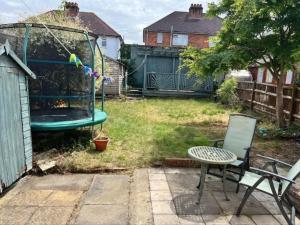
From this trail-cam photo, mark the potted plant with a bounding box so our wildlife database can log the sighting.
[93,130,109,151]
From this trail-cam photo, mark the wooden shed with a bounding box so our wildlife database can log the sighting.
[0,40,36,193]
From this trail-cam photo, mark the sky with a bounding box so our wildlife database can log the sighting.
[0,0,215,44]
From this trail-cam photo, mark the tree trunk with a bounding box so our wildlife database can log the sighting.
[276,74,285,128]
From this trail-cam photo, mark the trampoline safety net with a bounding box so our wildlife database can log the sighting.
[0,25,98,125]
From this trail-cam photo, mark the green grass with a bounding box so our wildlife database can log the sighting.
[64,98,236,169]
[34,98,236,170]
[33,98,300,170]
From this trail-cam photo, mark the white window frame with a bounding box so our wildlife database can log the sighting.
[172,34,188,46]
[157,33,163,44]
[101,37,107,47]
[257,68,264,83]
[286,70,293,85]
[266,69,273,83]
[208,36,216,47]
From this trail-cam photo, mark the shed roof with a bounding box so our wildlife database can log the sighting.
[0,40,36,79]
[144,11,222,35]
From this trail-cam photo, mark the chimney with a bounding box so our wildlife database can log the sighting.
[64,2,79,18]
[189,3,203,18]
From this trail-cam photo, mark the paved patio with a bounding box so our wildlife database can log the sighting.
[0,168,299,225]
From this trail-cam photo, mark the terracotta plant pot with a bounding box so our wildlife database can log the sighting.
[94,137,109,151]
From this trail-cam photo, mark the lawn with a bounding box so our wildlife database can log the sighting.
[33,98,300,171]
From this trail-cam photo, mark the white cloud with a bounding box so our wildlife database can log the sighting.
[0,0,216,44]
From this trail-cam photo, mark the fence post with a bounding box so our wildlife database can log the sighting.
[288,84,297,125]
[143,55,148,91]
[124,71,128,95]
[177,58,181,92]
[250,81,256,110]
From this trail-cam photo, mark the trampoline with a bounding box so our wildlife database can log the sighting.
[0,23,107,131]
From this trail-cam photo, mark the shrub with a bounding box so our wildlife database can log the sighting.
[217,77,239,107]
[256,121,300,139]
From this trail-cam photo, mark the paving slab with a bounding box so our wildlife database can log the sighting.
[172,192,221,215]
[87,175,129,191]
[75,174,130,225]
[178,215,205,225]
[151,191,173,201]
[251,215,281,225]
[150,180,170,191]
[153,214,180,225]
[152,200,176,214]
[43,191,83,206]
[226,215,256,225]
[202,214,230,225]
[0,206,37,225]
[22,174,94,191]
[274,215,300,225]
[75,205,128,225]
[166,174,200,192]
[6,190,53,206]
[129,169,153,225]
[84,185,129,205]
[149,173,167,181]
[27,206,74,225]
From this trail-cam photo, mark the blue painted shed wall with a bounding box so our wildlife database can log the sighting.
[0,54,33,191]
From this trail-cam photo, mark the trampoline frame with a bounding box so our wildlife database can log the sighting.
[0,23,107,131]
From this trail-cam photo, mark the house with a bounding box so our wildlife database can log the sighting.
[40,2,123,59]
[249,66,297,85]
[0,40,35,192]
[143,4,222,48]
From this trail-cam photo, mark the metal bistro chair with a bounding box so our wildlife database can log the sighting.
[204,114,257,193]
[237,156,300,225]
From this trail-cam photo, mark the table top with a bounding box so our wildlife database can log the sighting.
[188,146,237,165]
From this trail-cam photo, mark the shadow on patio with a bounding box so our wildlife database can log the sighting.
[149,167,299,225]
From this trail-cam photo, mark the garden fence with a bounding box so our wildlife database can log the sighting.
[237,81,300,124]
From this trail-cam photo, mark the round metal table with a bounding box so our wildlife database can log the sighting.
[188,146,237,204]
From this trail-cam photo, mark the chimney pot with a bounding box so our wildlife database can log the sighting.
[189,3,203,19]
[64,1,79,18]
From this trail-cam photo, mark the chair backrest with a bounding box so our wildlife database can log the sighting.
[223,114,257,159]
[282,160,300,194]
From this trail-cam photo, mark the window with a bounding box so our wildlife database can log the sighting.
[266,69,273,83]
[286,70,293,84]
[208,36,216,47]
[172,34,188,46]
[101,37,107,47]
[257,68,264,83]
[157,33,163,44]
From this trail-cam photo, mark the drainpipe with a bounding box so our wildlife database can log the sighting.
[170,25,173,47]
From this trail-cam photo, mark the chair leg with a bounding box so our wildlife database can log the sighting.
[236,187,252,216]
[237,176,266,216]
[269,180,294,225]
[236,167,243,193]
[273,194,293,225]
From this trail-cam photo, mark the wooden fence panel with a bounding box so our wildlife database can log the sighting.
[237,81,300,124]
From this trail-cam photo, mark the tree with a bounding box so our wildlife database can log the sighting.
[181,0,300,127]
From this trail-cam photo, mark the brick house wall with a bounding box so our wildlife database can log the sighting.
[188,34,209,48]
[144,31,209,49]
[144,31,171,47]
[96,57,125,96]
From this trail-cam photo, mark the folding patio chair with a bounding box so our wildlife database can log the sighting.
[237,155,300,225]
[204,114,257,193]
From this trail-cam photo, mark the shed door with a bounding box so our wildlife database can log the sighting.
[0,67,26,191]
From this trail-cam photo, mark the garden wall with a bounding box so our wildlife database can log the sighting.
[96,56,125,96]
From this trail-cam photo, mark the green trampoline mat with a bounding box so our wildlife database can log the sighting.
[31,109,107,131]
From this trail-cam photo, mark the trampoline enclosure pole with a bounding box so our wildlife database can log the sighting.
[85,32,95,122]
[23,24,31,65]
[96,43,105,112]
